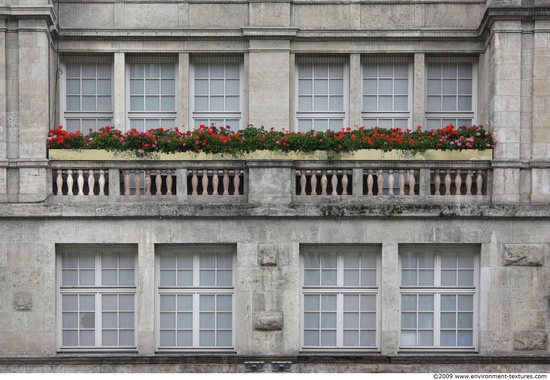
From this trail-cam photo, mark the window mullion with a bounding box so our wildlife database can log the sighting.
[95,292,102,348]
[337,292,343,347]
[193,292,199,348]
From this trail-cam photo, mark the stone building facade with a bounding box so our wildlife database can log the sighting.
[1,0,550,373]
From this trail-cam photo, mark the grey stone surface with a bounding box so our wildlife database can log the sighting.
[259,244,277,266]
[253,311,283,331]
[504,244,544,266]
[514,332,548,351]
[12,292,32,311]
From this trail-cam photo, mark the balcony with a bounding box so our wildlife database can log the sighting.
[48,149,493,209]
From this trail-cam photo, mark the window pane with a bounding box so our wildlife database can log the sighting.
[304,331,318,346]
[63,330,78,346]
[401,331,416,346]
[304,295,320,311]
[401,313,416,328]
[176,331,192,346]
[418,330,433,346]
[321,330,336,346]
[458,270,474,286]
[458,295,473,311]
[321,270,337,286]
[458,331,473,346]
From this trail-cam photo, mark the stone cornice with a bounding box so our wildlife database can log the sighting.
[479,6,550,35]
[0,5,57,25]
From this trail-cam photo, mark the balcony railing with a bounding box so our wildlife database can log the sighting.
[49,155,492,205]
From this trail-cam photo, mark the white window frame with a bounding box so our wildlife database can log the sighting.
[60,56,114,133]
[56,245,137,351]
[126,56,178,131]
[300,245,380,351]
[361,57,413,129]
[425,58,478,129]
[190,57,244,130]
[295,57,349,132]
[398,245,478,351]
[156,245,236,351]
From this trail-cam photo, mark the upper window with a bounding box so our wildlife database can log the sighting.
[362,60,412,129]
[426,61,476,129]
[63,61,113,132]
[191,60,242,129]
[57,246,137,350]
[301,246,379,350]
[399,246,478,350]
[296,60,347,132]
[157,245,235,350]
[128,62,177,131]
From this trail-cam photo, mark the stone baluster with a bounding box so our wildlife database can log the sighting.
[377,169,384,196]
[341,170,348,195]
[233,171,240,196]
[367,169,374,195]
[409,169,415,195]
[300,170,307,196]
[67,170,74,196]
[56,169,63,195]
[331,171,338,195]
[145,170,152,196]
[77,170,85,196]
[156,169,162,196]
[434,170,441,195]
[387,169,394,195]
[223,170,229,195]
[321,170,328,195]
[444,169,452,195]
[212,170,219,195]
[202,169,209,195]
[98,170,105,196]
[398,170,405,195]
[123,170,131,196]
[134,170,141,196]
[466,170,473,195]
[476,171,484,196]
[454,169,462,196]
[191,170,198,195]
[310,171,317,196]
[88,170,95,195]
[166,170,173,195]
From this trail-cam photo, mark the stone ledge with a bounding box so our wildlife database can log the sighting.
[4,202,550,219]
[1,354,549,366]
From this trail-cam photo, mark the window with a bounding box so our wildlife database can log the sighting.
[399,246,477,350]
[57,246,136,350]
[191,60,242,129]
[301,246,379,349]
[157,245,235,350]
[426,60,476,129]
[362,60,412,129]
[128,61,177,130]
[296,60,347,132]
[63,60,113,132]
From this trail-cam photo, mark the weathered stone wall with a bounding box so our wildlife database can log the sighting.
[56,0,486,31]
[0,214,549,361]
[2,0,550,372]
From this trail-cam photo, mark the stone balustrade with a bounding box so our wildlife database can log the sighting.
[49,157,492,204]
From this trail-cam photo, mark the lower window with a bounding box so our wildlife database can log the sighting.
[301,246,380,349]
[399,245,478,350]
[156,245,235,350]
[57,245,137,350]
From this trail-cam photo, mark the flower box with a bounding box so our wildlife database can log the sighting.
[48,148,493,161]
